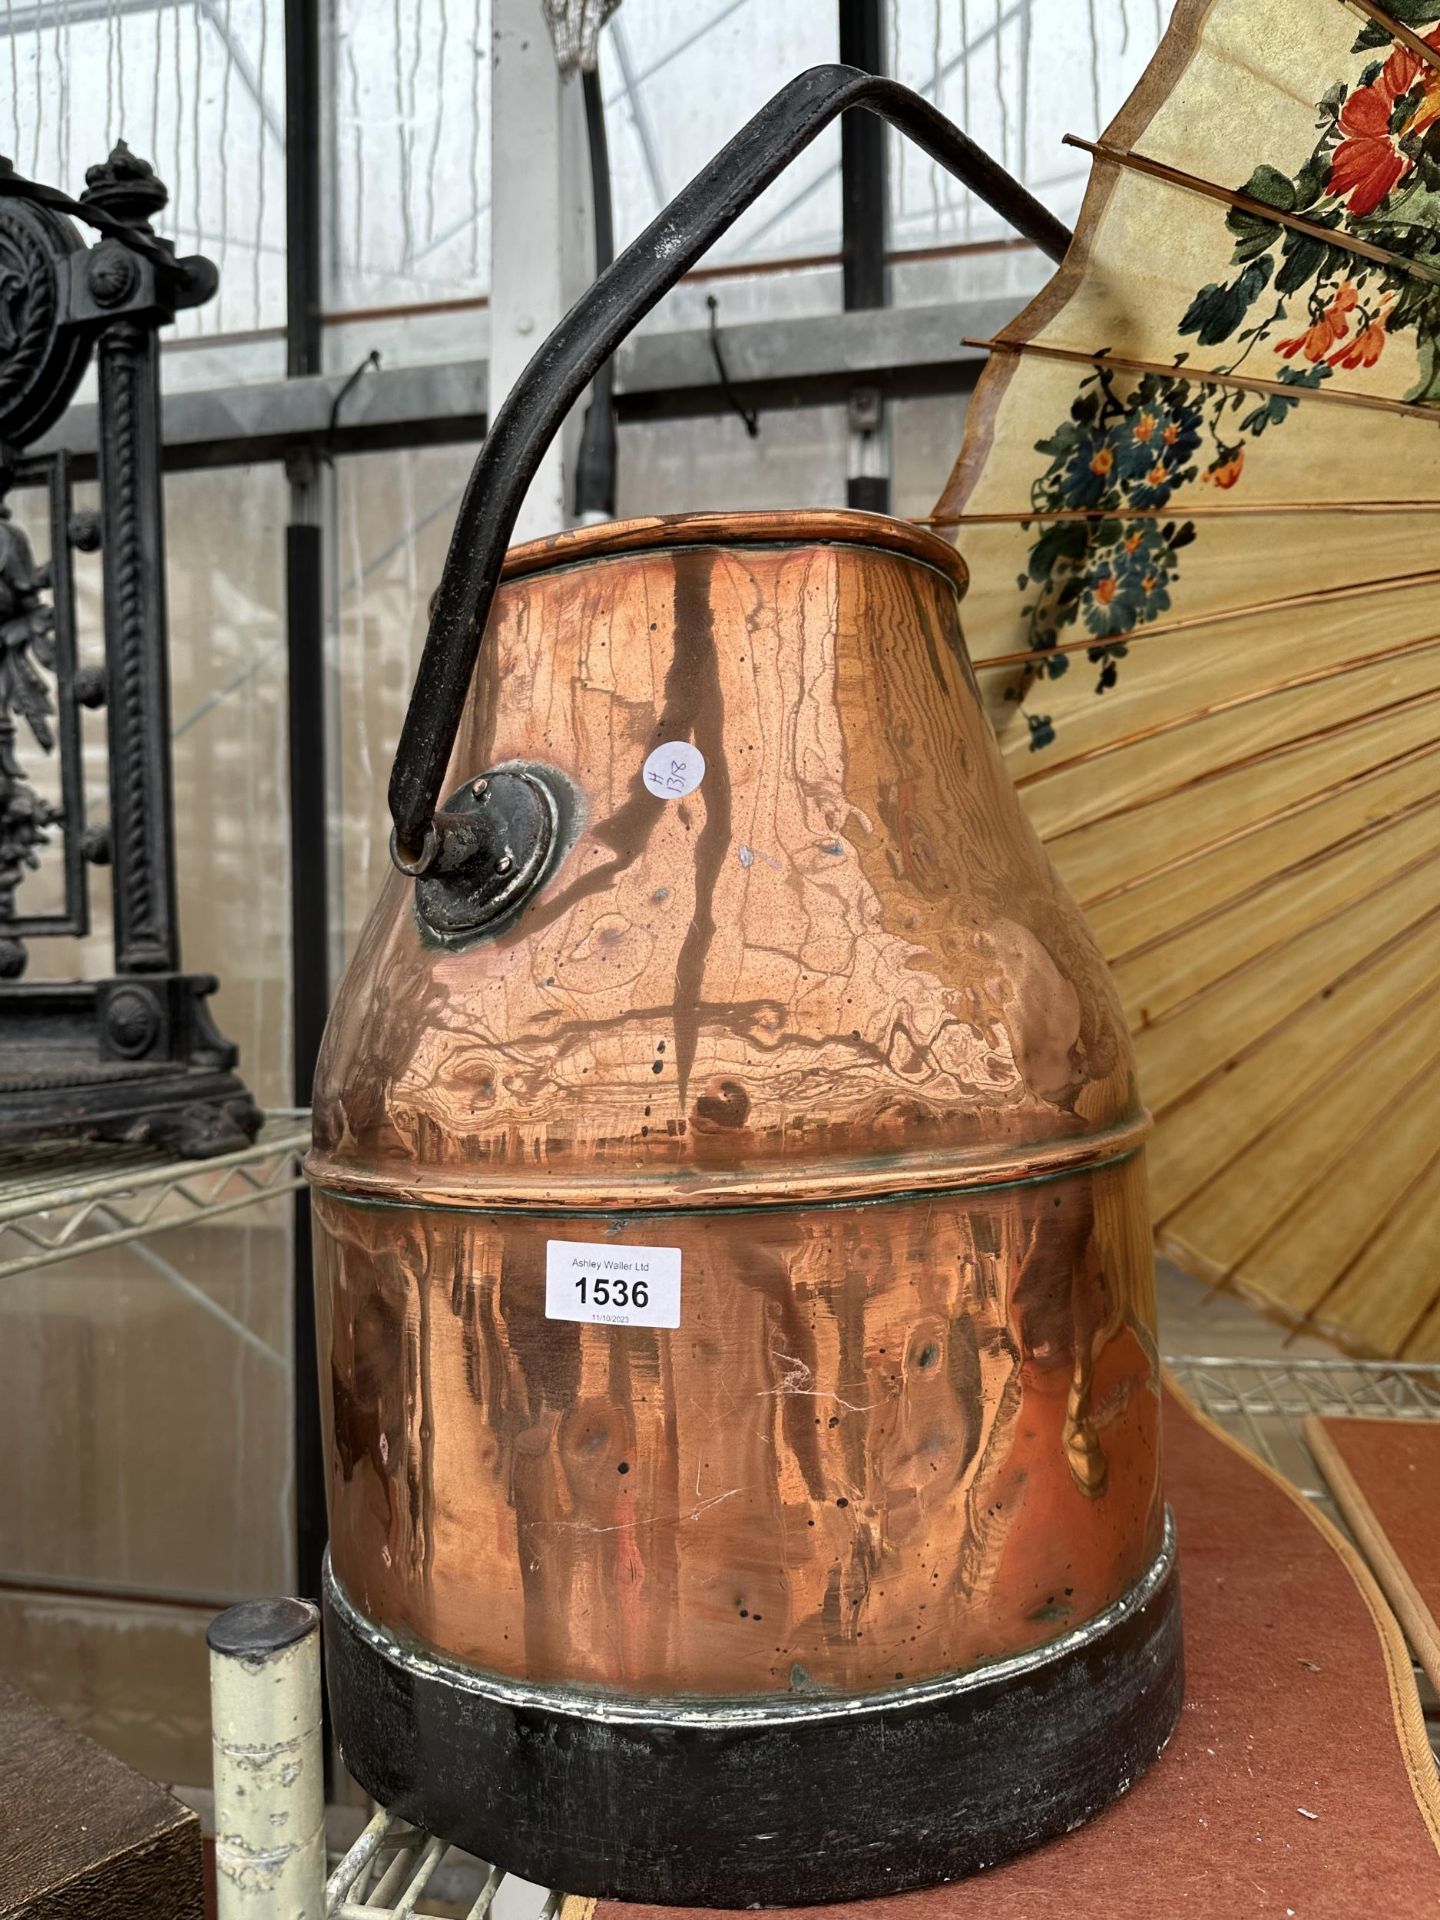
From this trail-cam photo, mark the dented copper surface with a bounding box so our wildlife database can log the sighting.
[308,509,1162,1699]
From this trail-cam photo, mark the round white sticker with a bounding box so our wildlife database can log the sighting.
[642,740,706,801]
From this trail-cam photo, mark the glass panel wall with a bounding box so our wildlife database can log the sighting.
[0,464,293,1790]
[3,0,288,390]
[887,0,1169,310]
[322,0,845,371]
[326,0,494,370]
[167,466,294,1101]
[601,0,843,335]
[328,442,481,954]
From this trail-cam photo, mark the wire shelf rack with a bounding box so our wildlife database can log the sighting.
[314,1355,1440,1914]
[1166,1354,1440,1517]
[0,1109,309,1279]
[325,1808,560,1920]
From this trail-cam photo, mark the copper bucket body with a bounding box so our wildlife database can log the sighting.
[308,510,1181,1903]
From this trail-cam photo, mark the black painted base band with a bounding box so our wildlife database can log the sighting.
[324,1518,1183,1907]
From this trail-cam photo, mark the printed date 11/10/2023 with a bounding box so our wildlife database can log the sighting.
[544,1240,682,1328]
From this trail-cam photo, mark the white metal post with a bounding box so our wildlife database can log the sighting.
[490,0,594,543]
[209,1597,328,1919]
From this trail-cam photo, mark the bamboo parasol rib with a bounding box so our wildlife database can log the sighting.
[1063,134,1440,285]
[973,337,1440,422]
[933,0,1440,1359]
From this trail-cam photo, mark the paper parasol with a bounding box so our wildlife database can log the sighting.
[932,0,1440,1359]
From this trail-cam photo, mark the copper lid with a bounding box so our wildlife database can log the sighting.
[499,508,970,591]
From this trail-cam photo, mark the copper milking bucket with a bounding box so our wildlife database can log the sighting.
[305,68,1182,1907]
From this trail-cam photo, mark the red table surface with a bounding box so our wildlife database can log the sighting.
[573,1381,1440,1920]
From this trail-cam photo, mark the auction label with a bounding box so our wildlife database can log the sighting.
[545,1239,681,1328]
[642,740,705,800]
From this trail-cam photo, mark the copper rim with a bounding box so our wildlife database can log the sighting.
[304,1111,1150,1212]
[499,507,969,593]
[326,1513,1177,1722]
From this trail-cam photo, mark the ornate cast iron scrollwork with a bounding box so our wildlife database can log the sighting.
[0,454,60,978]
[0,145,261,1156]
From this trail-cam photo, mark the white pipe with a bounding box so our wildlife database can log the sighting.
[208,1597,327,1919]
[491,0,593,542]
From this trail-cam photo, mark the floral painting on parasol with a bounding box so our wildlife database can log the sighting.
[935,0,1440,1360]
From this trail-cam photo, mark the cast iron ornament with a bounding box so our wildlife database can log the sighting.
[0,450,59,975]
[0,147,260,1155]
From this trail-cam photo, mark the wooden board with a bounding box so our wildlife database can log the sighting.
[0,1678,201,1920]
[1307,1415,1440,1694]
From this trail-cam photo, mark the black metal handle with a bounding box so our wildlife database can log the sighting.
[389,64,1072,867]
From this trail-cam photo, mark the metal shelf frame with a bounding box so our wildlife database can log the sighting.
[325,1810,558,1920]
[1166,1354,1440,1519]
[0,1110,310,1281]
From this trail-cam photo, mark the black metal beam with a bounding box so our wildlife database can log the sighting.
[286,518,328,1620]
[284,0,328,1633]
[839,0,890,513]
[36,299,1026,472]
[285,0,322,380]
[839,0,888,314]
[574,68,618,520]
[285,525,329,1108]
